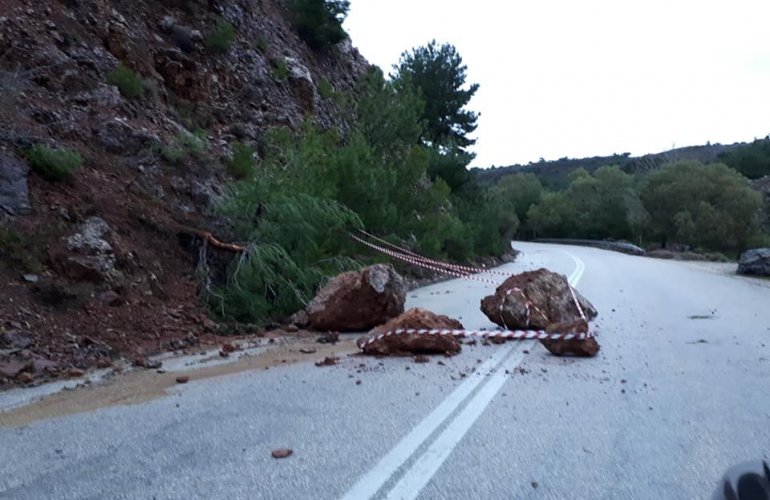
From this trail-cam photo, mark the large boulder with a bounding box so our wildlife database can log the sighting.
[56,217,121,283]
[0,153,31,217]
[737,248,770,277]
[480,268,597,330]
[357,308,463,356]
[307,264,406,332]
[481,269,599,357]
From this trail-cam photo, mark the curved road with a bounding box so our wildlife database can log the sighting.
[1,242,769,499]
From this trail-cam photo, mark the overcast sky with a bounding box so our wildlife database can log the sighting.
[344,0,770,168]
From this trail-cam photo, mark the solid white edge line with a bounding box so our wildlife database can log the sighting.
[338,343,517,500]
[381,252,587,500]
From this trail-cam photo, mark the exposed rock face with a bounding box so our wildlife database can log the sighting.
[307,265,406,332]
[480,269,597,330]
[95,117,160,155]
[0,154,31,217]
[738,248,770,276]
[58,217,121,283]
[357,308,463,356]
[284,57,316,113]
[480,269,599,357]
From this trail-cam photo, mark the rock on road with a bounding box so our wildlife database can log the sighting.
[1,242,769,499]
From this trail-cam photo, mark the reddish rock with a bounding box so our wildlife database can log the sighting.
[541,320,600,357]
[0,361,28,378]
[95,357,112,369]
[271,448,293,459]
[17,371,34,384]
[307,264,406,332]
[221,342,236,353]
[414,355,430,363]
[68,368,86,377]
[315,356,338,367]
[357,308,463,356]
[175,375,189,384]
[480,269,597,330]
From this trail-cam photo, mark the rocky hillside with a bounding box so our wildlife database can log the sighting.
[0,0,370,385]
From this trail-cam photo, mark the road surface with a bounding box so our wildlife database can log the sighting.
[1,242,769,499]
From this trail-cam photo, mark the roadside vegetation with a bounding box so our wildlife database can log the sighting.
[213,40,517,324]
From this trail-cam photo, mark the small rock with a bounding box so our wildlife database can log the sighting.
[299,347,317,354]
[315,356,338,367]
[17,372,34,384]
[0,361,28,378]
[414,355,430,363]
[489,336,506,345]
[98,290,123,307]
[316,332,339,344]
[271,448,293,459]
[68,368,85,377]
[355,380,362,385]
[31,358,59,373]
[221,342,236,353]
[22,274,39,283]
[285,324,299,333]
[96,357,112,368]
[176,376,189,384]
[531,481,539,489]
[219,351,230,358]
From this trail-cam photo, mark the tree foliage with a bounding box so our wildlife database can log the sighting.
[639,161,764,250]
[394,40,479,150]
[287,0,349,49]
[717,138,770,179]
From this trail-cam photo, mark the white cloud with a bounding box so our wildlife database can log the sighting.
[344,0,770,167]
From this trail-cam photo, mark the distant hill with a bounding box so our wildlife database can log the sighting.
[472,141,751,189]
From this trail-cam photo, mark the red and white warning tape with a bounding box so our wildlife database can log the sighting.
[357,328,590,349]
[356,229,511,277]
[351,231,593,342]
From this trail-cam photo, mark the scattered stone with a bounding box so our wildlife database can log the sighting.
[737,248,770,276]
[31,357,59,373]
[316,332,339,344]
[98,290,123,306]
[176,376,189,384]
[289,310,310,328]
[307,264,406,332]
[315,356,338,367]
[219,351,230,358]
[285,324,299,333]
[489,336,506,345]
[0,153,31,217]
[0,361,28,378]
[299,347,317,354]
[17,372,34,384]
[271,448,293,459]
[531,481,539,489]
[68,368,85,377]
[221,342,236,353]
[22,274,39,283]
[414,355,430,363]
[357,308,463,356]
[541,323,600,357]
[0,330,32,350]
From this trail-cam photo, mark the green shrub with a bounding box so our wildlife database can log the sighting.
[227,142,256,179]
[27,145,82,182]
[272,59,289,80]
[287,0,349,49]
[318,78,334,99]
[256,35,268,52]
[161,130,208,164]
[206,19,236,54]
[0,227,42,273]
[107,64,144,99]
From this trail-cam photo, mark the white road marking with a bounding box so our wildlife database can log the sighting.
[339,343,517,500]
[341,251,587,500]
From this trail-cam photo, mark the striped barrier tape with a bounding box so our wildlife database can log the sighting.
[355,229,511,277]
[350,231,593,340]
[357,328,591,349]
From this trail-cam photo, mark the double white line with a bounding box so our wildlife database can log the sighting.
[340,250,586,500]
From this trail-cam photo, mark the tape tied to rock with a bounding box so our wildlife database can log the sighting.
[358,328,592,349]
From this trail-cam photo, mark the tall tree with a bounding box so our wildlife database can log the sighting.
[394,40,479,150]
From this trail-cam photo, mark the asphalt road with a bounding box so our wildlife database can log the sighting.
[1,242,769,499]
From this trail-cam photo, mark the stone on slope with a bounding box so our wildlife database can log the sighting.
[357,308,463,356]
[737,248,770,277]
[307,264,406,332]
